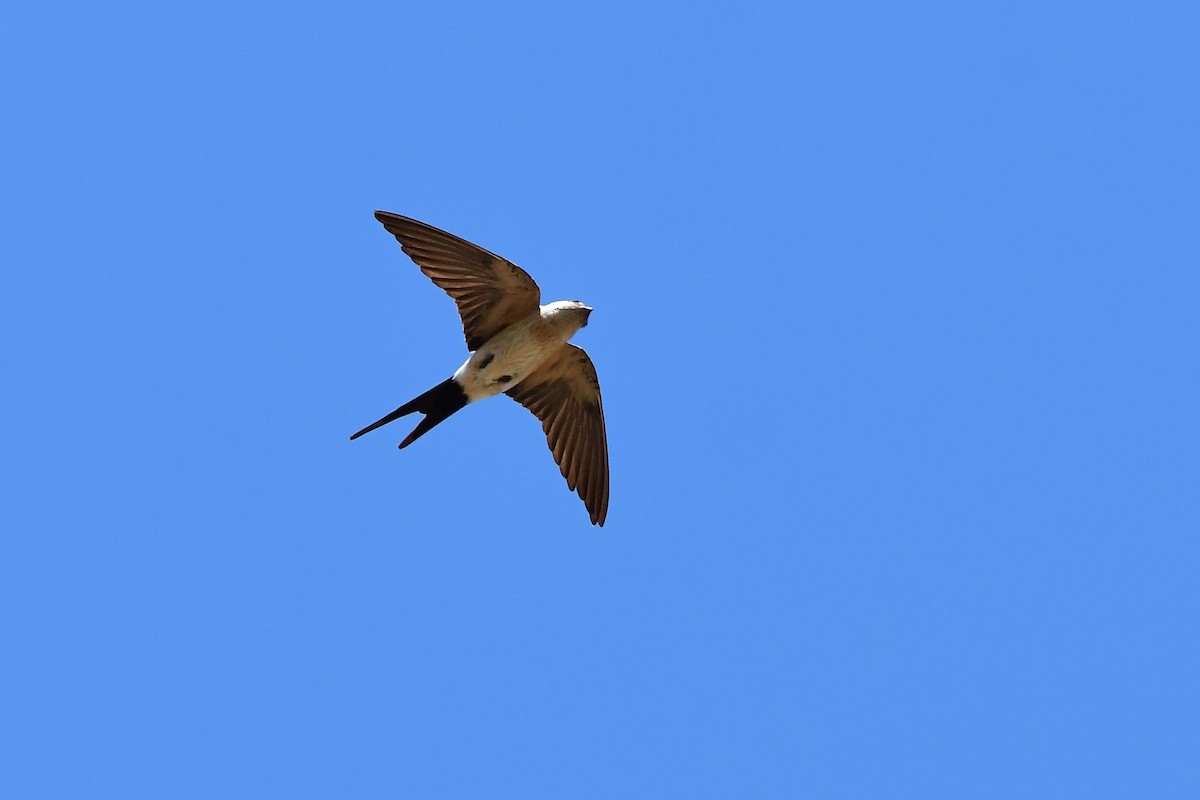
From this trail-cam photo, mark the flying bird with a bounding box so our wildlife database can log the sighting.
[351,211,609,526]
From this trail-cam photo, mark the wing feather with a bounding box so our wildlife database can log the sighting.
[374,211,541,351]
[506,344,609,526]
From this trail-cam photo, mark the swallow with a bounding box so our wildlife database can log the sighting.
[351,211,610,526]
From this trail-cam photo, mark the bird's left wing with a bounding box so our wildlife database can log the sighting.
[506,344,609,526]
[374,211,542,351]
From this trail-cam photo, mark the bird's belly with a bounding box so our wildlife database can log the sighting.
[453,322,561,402]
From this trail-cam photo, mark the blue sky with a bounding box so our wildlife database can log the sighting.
[3,1,1198,797]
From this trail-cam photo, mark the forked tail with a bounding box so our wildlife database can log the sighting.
[349,378,469,448]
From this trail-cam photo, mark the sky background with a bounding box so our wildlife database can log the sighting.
[3,1,1198,797]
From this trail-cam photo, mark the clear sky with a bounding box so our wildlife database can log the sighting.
[3,2,1197,797]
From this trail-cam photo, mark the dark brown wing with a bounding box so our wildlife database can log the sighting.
[375,211,541,351]
[506,344,609,526]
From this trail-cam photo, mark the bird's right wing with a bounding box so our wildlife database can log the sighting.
[506,344,609,526]
[375,211,542,351]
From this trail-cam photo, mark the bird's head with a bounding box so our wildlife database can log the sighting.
[544,300,593,333]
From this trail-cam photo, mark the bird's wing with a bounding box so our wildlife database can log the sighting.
[506,344,609,526]
[375,211,542,351]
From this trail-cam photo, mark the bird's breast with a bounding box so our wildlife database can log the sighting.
[453,315,563,402]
